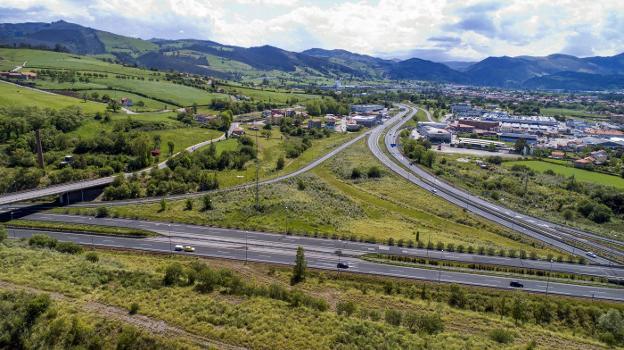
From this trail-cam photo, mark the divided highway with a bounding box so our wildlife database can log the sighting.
[22,212,624,279]
[369,104,623,265]
[8,226,623,301]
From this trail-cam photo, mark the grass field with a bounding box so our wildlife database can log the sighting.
[223,85,320,104]
[504,160,624,189]
[0,80,104,114]
[542,108,610,120]
[0,241,618,349]
[78,89,167,111]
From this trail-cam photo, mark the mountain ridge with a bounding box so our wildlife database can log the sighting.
[1,20,623,90]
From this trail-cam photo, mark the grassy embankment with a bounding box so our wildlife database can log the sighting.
[0,240,620,350]
[62,139,560,258]
[0,80,104,113]
[504,160,624,190]
[432,154,624,243]
[7,219,156,237]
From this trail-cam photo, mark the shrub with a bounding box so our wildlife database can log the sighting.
[202,195,213,211]
[28,234,58,249]
[417,313,444,335]
[85,252,99,263]
[385,309,402,326]
[163,263,184,286]
[367,166,382,178]
[489,328,515,344]
[55,241,83,254]
[185,199,193,211]
[95,206,110,218]
[276,156,285,170]
[129,302,140,315]
[350,168,362,179]
[336,301,357,316]
[0,226,6,243]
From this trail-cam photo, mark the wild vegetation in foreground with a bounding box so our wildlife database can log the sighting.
[61,139,561,258]
[0,235,622,350]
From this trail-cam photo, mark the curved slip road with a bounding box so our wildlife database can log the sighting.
[369,104,622,265]
[8,227,624,301]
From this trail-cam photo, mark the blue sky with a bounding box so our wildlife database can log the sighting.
[1,0,623,61]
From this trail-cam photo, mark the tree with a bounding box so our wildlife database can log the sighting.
[163,263,183,286]
[107,99,120,112]
[159,198,167,212]
[185,198,193,211]
[336,301,356,316]
[261,129,272,139]
[367,166,382,178]
[291,246,306,285]
[167,141,175,156]
[276,156,285,170]
[597,309,624,344]
[514,138,528,154]
[202,195,213,211]
[511,296,528,325]
[28,110,47,169]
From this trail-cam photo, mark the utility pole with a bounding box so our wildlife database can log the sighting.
[255,129,260,211]
[245,230,248,265]
[168,224,172,256]
[438,250,444,282]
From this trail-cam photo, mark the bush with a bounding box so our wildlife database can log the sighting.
[95,206,110,218]
[367,166,382,178]
[336,301,357,316]
[55,241,83,254]
[276,157,285,170]
[0,226,6,243]
[163,263,184,286]
[489,328,515,344]
[417,313,444,335]
[85,252,99,263]
[385,309,402,326]
[185,198,193,210]
[129,302,140,315]
[351,168,362,179]
[202,195,213,211]
[28,234,58,249]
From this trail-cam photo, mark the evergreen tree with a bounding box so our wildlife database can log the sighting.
[291,246,306,285]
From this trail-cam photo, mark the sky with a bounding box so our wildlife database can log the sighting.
[1,0,623,62]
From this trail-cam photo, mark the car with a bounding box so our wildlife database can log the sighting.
[174,245,184,251]
[183,245,195,252]
[337,262,349,269]
[586,251,597,258]
[430,188,438,194]
[509,281,524,288]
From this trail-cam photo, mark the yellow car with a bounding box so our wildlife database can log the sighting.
[183,245,195,252]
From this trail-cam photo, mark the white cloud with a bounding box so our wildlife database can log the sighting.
[0,0,622,61]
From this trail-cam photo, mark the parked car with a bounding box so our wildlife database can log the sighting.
[337,262,349,269]
[509,281,524,288]
[174,245,184,251]
[183,245,195,252]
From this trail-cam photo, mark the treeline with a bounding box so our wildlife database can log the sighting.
[305,98,349,116]
[401,137,436,168]
[208,98,281,115]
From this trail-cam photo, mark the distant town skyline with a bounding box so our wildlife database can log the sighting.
[1,0,622,62]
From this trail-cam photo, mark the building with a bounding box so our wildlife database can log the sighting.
[451,103,485,118]
[120,97,133,107]
[590,150,608,165]
[586,129,624,138]
[346,122,362,132]
[574,157,594,169]
[580,137,624,150]
[455,138,506,150]
[351,104,384,114]
[231,127,245,137]
[194,114,218,124]
[265,114,284,125]
[550,151,566,159]
[457,119,500,131]
[0,71,37,80]
[500,133,539,144]
[308,119,322,129]
[419,126,452,143]
[351,114,381,127]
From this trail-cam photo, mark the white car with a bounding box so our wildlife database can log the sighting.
[174,245,184,251]
[586,251,597,258]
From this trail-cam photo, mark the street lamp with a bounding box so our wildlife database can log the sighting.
[438,250,444,282]
[284,205,289,234]
[167,224,172,255]
[545,258,554,295]
[245,230,248,265]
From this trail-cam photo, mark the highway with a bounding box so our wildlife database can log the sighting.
[8,227,624,301]
[19,212,624,279]
[368,104,623,265]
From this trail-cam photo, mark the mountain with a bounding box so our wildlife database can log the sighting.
[1,20,624,90]
[387,58,469,83]
[523,71,624,90]
[441,61,475,72]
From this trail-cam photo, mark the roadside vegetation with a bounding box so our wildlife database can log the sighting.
[8,219,156,237]
[63,140,561,258]
[0,238,622,349]
[431,154,624,243]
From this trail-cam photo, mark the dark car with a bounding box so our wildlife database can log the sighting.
[337,262,349,269]
[509,281,524,288]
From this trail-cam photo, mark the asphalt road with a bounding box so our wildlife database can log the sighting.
[21,212,624,279]
[368,104,622,265]
[8,227,623,301]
